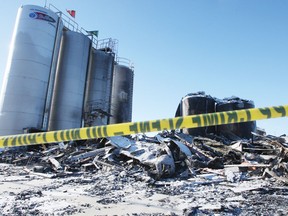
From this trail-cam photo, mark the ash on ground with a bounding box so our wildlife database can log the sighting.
[1,130,288,215]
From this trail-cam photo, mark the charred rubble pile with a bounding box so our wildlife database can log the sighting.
[0,130,288,184]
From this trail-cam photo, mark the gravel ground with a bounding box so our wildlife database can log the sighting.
[1,163,288,216]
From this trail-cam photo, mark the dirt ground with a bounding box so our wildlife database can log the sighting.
[1,163,288,216]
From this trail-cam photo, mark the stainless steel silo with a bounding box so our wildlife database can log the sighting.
[0,5,63,135]
[109,60,134,124]
[84,49,115,126]
[48,30,91,131]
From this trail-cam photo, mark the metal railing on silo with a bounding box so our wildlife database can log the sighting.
[115,57,134,70]
[96,38,118,54]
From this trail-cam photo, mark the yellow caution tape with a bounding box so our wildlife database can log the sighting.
[0,105,287,148]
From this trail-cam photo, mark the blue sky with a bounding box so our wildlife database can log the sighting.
[0,0,287,136]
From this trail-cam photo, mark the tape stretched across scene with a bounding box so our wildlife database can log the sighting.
[0,105,287,148]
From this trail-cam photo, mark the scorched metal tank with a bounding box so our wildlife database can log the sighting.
[216,97,256,139]
[48,30,91,131]
[84,49,115,126]
[109,61,134,124]
[175,92,216,136]
[0,5,62,135]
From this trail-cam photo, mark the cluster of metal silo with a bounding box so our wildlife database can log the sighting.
[176,92,256,139]
[0,4,134,136]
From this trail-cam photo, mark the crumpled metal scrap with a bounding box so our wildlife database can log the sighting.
[0,130,288,183]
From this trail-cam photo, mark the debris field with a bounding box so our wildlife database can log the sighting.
[1,130,288,215]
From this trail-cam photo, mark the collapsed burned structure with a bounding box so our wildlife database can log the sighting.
[0,4,134,136]
[1,128,287,181]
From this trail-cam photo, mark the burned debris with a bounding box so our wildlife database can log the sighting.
[1,129,288,183]
[1,129,288,215]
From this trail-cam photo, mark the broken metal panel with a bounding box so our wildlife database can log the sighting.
[170,140,192,157]
[106,136,133,149]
